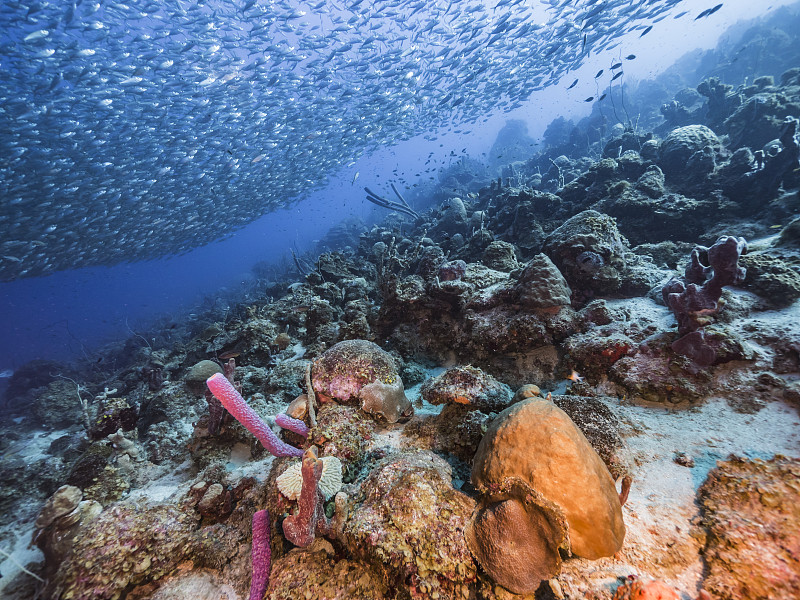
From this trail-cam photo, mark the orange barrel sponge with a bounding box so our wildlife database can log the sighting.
[471,396,625,559]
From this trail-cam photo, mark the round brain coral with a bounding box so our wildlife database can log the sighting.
[311,339,399,402]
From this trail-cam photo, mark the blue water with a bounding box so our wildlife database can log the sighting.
[0,0,796,373]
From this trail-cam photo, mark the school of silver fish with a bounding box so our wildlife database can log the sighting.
[1,0,698,280]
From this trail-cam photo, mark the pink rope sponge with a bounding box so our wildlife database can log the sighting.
[206,372,303,457]
[249,509,271,600]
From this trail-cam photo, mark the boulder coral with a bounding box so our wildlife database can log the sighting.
[420,365,513,413]
[311,340,412,422]
[658,124,720,180]
[471,396,625,561]
[512,253,572,309]
[312,340,400,402]
[543,210,629,299]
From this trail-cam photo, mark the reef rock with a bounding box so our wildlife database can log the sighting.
[46,503,199,600]
[698,455,800,599]
[563,329,636,381]
[740,252,800,307]
[482,240,519,272]
[402,403,490,462]
[337,451,477,599]
[267,542,387,600]
[635,164,666,199]
[420,365,513,413]
[309,403,373,469]
[611,578,681,600]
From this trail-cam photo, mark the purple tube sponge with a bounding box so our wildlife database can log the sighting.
[663,236,747,335]
[249,509,271,600]
[662,236,747,365]
[275,413,310,438]
[206,373,302,457]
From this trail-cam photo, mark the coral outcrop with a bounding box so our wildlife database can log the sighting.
[337,451,477,599]
[698,455,800,599]
[420,365,513,413]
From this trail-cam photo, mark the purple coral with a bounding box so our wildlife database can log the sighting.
[206,373,303,457]
[662,236,747,365]
[249,509,271,600]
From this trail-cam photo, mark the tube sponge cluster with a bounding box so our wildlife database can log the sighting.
[206,373,303,457]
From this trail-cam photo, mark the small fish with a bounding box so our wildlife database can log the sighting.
[674,10,689,18]
[594,69,603,78]
[610,61,622,70]
[610,71,623,81]
[597,93,607,101]
[625,54,637,60]
[584,96,594,102]
[567,370,583,383]
[770,224,783,229]
[639,26,652,37]
[24,29,49,42]
[0,368,14,378]
[696,4,723,20]
[351,171,359,185]
[567,78,578,89]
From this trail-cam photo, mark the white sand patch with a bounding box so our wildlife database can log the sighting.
[0,525,43,596]
[124,458,196,504]
[560,396,800,597]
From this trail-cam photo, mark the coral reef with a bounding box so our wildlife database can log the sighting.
[5,18,800,600]
[420,365,513,412]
